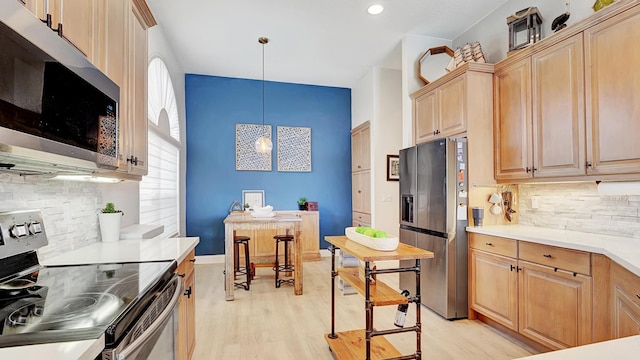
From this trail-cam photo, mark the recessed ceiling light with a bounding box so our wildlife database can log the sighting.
[367,4,384,15]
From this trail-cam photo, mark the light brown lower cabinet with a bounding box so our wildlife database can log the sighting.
[469,249,518,330]
[177,250,196,360]
[518,261,592,349]
[593,254,640,342]
[469,233,592,350]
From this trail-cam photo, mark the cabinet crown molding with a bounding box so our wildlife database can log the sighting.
[410,62,494,100]
[132,0,157,28]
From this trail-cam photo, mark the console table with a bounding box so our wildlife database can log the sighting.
[223,213,303,300]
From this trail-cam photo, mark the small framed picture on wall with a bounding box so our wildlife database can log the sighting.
[242,190,265,210]
[387,155,399,181]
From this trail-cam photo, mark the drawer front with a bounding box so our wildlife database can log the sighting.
[519,242,590,275]
[469,233,517,258]
[352,212,371,226]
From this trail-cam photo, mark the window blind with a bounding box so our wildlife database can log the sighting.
[139,129,179,238]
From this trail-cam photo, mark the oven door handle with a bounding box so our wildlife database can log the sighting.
[113,274,182,360]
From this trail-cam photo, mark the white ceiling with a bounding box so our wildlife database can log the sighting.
[146,0,508,88]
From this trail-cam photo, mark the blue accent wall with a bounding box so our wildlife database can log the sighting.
[185,74,352,255]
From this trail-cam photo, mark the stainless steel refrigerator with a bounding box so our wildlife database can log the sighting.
[399,138,468,319]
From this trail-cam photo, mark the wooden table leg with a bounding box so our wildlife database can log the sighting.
[224,224,235,301]
[294,223,303,295]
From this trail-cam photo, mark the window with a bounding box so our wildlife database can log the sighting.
[140,58,181,238]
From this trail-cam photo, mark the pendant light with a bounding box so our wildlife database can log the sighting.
[255,36,273,153]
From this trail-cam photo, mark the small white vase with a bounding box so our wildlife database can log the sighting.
[98,213,122,243]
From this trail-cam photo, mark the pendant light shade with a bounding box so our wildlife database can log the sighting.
[255,36,272,153]
[255,136,272,153]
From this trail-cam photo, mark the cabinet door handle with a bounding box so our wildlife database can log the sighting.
[485,242,493,246]
[636,293,640,299]
[510,265,515,271]
[41,13,52,28]
[184,286,192,299]
[543,254,552,258]
[586,161,592,168]
[532,167,538,172]
[526,167,531,173]
[189,258,196,263]
[178,273,185,278]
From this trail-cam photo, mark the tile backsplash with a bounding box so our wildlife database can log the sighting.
[0,173,104,260]
[519,182,640,239]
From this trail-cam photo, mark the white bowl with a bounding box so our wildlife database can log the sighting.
[344,227,399,251]
[253,205,273,214]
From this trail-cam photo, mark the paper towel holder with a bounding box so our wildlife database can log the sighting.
[596,180,640,195]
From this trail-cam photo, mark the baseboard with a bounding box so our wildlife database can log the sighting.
[197,251,330,265]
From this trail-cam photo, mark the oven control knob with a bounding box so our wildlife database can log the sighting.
[27,222,42,235]
[9,224,28,238]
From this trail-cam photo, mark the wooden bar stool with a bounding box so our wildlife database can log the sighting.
[273,234,295,288]
[234,235,252,290]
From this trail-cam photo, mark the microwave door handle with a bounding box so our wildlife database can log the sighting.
[113,275,182,360]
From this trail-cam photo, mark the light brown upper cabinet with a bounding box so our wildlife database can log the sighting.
[22,0,97,61]
[494,57,532,180]
[125,3,149,176]
[495,3,640,181]
[49,0,97,61]
[22,0,47,19]
[585,6,640,175]
[495,34,585,180]
[95,0,155,179]
[414,75,466,144]
[411,63,494,147]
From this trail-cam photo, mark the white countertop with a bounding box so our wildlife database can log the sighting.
[0,335,105,360]
[0,237,199,360]
[466,225,640,277]
[41,236,199,266]
[515,335,640,359]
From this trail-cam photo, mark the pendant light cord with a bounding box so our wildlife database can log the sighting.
[258,36,269,137]
[262,40,265,135]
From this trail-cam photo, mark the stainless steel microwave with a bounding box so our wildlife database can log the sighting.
[0,1,119,174]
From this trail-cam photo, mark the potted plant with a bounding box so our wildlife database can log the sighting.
[297,197,308,211]
[98,202,124,243]
[244,203,250,211]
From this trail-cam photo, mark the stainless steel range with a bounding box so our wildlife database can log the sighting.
[0,210,180,359]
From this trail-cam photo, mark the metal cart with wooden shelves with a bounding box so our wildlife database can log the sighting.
[325,235,434,360]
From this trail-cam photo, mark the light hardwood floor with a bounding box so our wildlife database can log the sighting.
[193,258,536,359]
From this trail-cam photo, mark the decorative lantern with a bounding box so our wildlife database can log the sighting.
[507,7,543,52]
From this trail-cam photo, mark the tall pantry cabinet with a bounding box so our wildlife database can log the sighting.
[351,122,371,227]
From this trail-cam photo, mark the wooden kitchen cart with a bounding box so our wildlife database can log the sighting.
[325,236,434,360]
